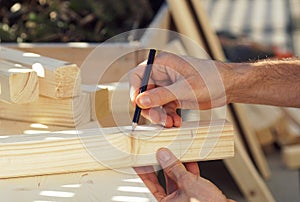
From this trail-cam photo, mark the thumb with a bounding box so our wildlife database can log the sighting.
[156,148,188,183]
[136,86,179,109]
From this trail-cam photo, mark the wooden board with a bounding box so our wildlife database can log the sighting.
[0,168,156,202]
[0,60,39,103]
[166,0,205,56]
[282,144,300,169]
[0,119,234,179]
[0,46,80,98]
[0,119,70,136]
[224,133,275,202]
[0,93,91,127]
[233,104,271,179]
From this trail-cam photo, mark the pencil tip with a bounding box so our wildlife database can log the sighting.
[131,122,137,132]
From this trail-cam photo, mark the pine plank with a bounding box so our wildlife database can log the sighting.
[0,60,39,103]
[0,119,234,179]
[0,168,156,202]
[0,93,91,127]
[0,46,80,98]
[0,119,69,136]
[282,144,300,169]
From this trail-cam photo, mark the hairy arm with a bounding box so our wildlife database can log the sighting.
[226,59,300,107]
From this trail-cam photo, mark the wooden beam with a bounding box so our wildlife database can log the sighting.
[0,119,69,136]
[0,119,234,179]
[282,144,300,169]
[224,134,275,202]
[0,46,80,98]
[0,60,39,103]
[0,168,156,201]
[233,104,271,179]
[166,0,205,56]
[0,93,91,127]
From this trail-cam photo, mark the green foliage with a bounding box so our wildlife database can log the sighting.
[0,0,162,42]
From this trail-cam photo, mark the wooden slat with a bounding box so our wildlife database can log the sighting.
[224,133,275,202]
[282,144,300,169]
[0,168,156,202]
[0,93,91,127]
[166,0,205,55]
[0,119,69,136]
[0,60,39,103]
[0,46,80,98]
[0,119,234,179]
[233,104,271,179]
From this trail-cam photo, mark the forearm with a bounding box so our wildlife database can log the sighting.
[225,59,300,107]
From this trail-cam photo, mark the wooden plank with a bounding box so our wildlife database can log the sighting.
[140,4,170,48]
[233,104,271,180]
[0,168,156,202]
[0,46,80,98]
[0,60,39,103]
[0,119,69,136]
[0,93,91,127]
[224,134,275,202]
[190,0,226,60]
[282,145,300,169]
[274,116,300,146]
[0,119,234,179]
[11,43,96,67]
[80,43,139,85]
[166,0,205,55]
[282,107,300,126]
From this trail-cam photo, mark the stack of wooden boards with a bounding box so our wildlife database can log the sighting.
[240,104,300,170]
[0,46,119,128]
[0,46,88,127]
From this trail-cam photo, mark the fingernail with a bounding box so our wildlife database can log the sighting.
[139,95,151,107]
[158,149,171,162]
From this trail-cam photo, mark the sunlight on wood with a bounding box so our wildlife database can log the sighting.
[52,130,82,135]
[111,196,150,202]
[30,123,49,129]
[32,63,45,77]
[39,190,75,198]
[117,186,150,193]
[23,130,51,134]
[7,68,32,73]
[23,52,41,57]
[61,184,82,188]
[123,178,144,183]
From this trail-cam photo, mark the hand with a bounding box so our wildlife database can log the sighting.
[129,52,231,127]
[134,148,232,202]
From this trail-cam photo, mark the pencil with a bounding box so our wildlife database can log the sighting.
[132,49,156,131]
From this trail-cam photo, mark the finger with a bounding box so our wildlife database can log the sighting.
[141,107,174,128]
[164,102,182,127]
[164,170,178,195]
[184,162,200,176]
[136,86,177,109]
[156,148,188,183]
[134,166,166,201]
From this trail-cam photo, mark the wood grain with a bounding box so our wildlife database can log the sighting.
[0,119,234,179]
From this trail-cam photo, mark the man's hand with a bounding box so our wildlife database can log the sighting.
[129,52,230,127]
[134,148,233,202]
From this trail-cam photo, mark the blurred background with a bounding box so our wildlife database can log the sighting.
[0,0,164,42]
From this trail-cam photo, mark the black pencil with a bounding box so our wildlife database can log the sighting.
[132,49,156,131]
